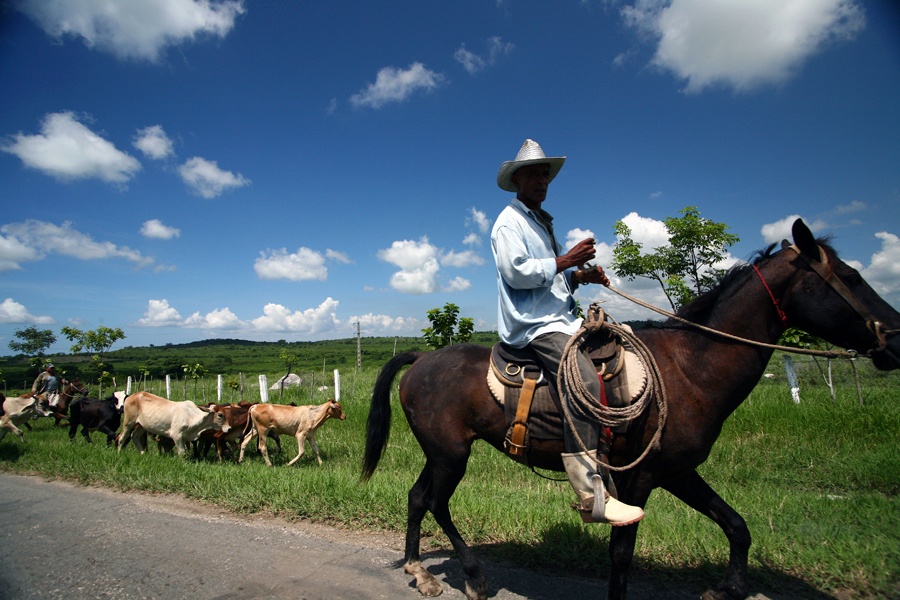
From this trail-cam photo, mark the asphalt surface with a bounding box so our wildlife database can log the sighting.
[0,473,718,600]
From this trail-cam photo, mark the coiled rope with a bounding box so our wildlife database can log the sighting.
[557,308,668,472]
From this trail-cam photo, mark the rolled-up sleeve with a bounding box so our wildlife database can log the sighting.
[492,225,558,290]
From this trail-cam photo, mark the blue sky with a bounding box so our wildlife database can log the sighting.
[1,0,898,355]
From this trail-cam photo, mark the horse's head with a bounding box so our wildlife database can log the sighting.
[68,379,90,396]
[781,218,900,370]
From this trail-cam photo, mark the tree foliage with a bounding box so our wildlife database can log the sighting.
[8,326,56,357]
[61,326,126,359]
[611,206,740,310]
[422,303,474,349]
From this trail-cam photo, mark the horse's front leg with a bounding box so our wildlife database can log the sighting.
[663,470,751,600]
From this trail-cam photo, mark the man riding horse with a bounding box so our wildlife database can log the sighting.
[491,139,644,526]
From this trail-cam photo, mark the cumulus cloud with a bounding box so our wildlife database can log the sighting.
[249,298,340,333]
[254,247,328,282]
[454,36,514,74]
[1,111,141,184]
[0,219,165,271]
[177,156,250,198]
[377,237,440,294]
[134,298,342,334]
[325,249,353,264]
[859,231,900,305]
[620,0,866,93]
[760,215,829,245]
[133,125,174,160]
[440,249,485,268]
[140,219,181,240]
[14,0,246,62]
[348,313,425,336]
[133,299,185,327]
[468,207,491,234]
[350,62,446,109]
[616,212,671,250]
[0,298,55,324]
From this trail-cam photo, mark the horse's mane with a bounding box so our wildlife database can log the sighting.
[661,236,836,326]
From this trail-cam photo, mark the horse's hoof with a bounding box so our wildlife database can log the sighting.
[464,575,488,600]
[404,561,443,597]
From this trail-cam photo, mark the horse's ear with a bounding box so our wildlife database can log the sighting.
[791,218,820,262]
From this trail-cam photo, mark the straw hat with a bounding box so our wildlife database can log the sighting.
[496,139,566,192]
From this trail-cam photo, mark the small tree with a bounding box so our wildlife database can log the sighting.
[8,326,56,358]
[278,349,300,400]
[612,206,739,311]
[61,326,125,361]
[422,303,474,350]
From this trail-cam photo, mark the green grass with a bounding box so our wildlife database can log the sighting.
[1,357,898,599]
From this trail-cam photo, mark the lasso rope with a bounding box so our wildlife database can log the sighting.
[605,285,857,359]
[557,311,668,472]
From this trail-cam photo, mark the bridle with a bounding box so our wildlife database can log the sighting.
[769,240,895,358]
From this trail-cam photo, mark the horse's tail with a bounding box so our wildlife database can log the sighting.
[361,351,423,481]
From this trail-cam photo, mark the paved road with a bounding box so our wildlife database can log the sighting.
[0,473,706,600]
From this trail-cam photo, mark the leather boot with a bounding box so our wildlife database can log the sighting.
[561,450,644,526]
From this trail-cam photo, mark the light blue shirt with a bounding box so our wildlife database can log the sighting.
[491,198,581,348]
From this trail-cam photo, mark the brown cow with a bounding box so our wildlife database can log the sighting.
[238,399,345,467]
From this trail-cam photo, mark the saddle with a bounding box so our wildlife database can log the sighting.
[487,305,647,463]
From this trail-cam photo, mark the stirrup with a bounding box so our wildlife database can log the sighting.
[590,473,606,522]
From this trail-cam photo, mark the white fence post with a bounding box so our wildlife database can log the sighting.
[217,374,223,402]
[126,376,132,396]
[259,374,269,403]
[165,374,172,400]
[783,354,801,404]
[334,369,340,401]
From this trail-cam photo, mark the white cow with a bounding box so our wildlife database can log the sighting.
[117,391,230,456]
[0,393,52,443]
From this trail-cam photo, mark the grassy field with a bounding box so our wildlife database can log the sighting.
[1,350,897,600]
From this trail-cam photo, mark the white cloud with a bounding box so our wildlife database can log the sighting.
[859,231,900,305]
[617,212,671,250]
[454,36,515,74]
[468,207,491,234]
[254,247,328,282]
[185,307,243,330]
[325,249,353,264]
[0,298,55,324]
[440,249,485,268]
[140,219,181,240]
[133,299,184,327]
[1,111,141,184]
[463,233,481,246]
[621,0,866,93]
[761,215,828,245]
[348,313,425,336]
[445,276,472,292]
[350,62,446,109]
[388,259,441,295]
[0,232,40,272]
[177,156,250,198]
[250,298,340,333]
[564,228,595,253]
[15,0,246,62]
[1,219,163,270]
[133,125,174,160]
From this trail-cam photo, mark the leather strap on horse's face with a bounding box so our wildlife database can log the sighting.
[782,241,888,353]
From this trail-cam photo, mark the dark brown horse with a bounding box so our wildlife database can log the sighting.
[43,379,89,425]
[362,219,900,600]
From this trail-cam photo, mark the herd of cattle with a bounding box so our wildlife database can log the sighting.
[0,379,347,466]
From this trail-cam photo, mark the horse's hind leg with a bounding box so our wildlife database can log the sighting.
[663,471,751,600]
[406,454,488,600]
[404,464,443,597]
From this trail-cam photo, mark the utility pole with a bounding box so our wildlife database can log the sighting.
[356,321,361,369]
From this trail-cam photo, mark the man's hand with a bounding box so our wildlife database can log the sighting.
[558,238,596,272]
[579,265,610,286]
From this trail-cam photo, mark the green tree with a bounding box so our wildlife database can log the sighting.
[61,326,126,360]
[422,303,474,349]
[277,349,300,399]
[611,206,740,311]
[8,326,56,358]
